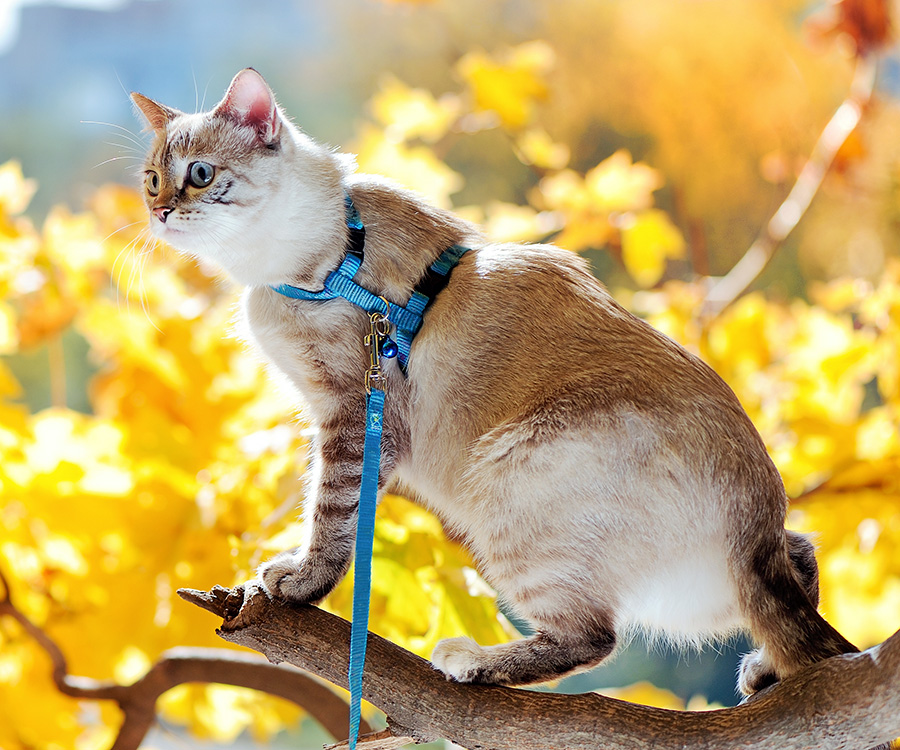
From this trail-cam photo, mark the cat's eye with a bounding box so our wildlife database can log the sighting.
[144,170,161,197]
[187,161,215,188]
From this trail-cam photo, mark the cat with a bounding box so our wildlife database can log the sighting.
[131,67,857,695]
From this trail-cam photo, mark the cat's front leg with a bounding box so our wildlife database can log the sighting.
[259,421,372,605]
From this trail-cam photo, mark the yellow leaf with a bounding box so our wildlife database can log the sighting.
[373,557,432,634]
[603,681,684,710]
[352,124,463,208]
[42,207,104,276]
[113,645,151,685]
[457,41,554,130]
[370,75,460,143]
[705,294,774,377]
[481,201,550,243]
[0,161,37,216]
[515,128,570,169]
[538,152,668,253]
[540,169,592,212]
[620,209,686,287]
[0,359,23,401]
[585,150,664,214]
[0,300,18,353]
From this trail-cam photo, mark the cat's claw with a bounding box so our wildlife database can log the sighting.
[257,551,309,603]
[430,636,486,682]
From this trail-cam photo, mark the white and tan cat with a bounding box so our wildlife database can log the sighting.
[132,68,857,694]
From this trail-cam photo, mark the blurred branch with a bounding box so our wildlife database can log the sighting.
[180,583,900,750]
[47,333,67,408]
[700,54,877,320]
[0,566,367,750]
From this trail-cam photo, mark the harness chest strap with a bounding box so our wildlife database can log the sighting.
[269,195,470,749]
[270,195,470,373]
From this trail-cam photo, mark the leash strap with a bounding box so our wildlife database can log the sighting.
[347,386,384,750]
[269,195,469,748]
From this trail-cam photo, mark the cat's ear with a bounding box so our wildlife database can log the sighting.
[214,68,281,146]
[131,92,179,133]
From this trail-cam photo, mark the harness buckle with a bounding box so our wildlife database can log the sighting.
[364,300,392,394]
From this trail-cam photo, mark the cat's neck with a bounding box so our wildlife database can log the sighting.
[338,175,482,307]
[263,131,349,290]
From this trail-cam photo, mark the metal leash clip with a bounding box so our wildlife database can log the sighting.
[364,298,397,394]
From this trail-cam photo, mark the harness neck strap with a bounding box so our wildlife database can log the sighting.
[270,194,469,372]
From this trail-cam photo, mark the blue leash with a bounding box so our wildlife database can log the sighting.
[270,195,468,749]
[347,386,384,748]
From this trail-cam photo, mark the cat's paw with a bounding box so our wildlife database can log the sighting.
[258,550,312,603]
[430,637,486,682]
[738,647,778,696]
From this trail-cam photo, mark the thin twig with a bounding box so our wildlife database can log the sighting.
[0,566,70,687]
[701,55,878,319]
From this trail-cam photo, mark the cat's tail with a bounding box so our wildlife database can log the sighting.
[736,526,858,696]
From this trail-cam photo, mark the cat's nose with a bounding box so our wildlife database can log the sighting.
[153,206,173,223]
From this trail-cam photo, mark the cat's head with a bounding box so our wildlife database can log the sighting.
[131,68,349,287]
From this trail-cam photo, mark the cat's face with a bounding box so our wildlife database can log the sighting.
[132,68,345,287]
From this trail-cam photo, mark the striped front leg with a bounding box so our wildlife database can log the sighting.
[259,417,378,605]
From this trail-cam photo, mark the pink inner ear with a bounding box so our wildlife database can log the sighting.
[220,69,279,143]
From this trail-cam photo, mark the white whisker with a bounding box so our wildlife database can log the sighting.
[200,74,212,113]
[136,240,162,333]
[112,228,145,304]
[93,155,143,170]
[192,67,200,114]
[103,220,145,245]
[82,120,147,151]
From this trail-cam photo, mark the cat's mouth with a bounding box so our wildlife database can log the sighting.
[152,221,185,237]
[150,222,191,249]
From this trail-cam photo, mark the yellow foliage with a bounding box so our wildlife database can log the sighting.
[583,150,663,214]
[2,7,900,743]
[0,161,37,217]
[464,200,555,244]
[370,75,460,144]
[0,166,507,748]
[602,681,684,710]
[457,41,554,130]
[514,127,570,170]
[538,149,683,284]
[352,124,464,208]
[620,209,686,288]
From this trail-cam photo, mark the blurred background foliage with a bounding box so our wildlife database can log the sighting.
[1,0,900,748]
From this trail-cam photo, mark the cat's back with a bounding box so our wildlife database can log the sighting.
[415,240,733,413]
[406,239,773,499]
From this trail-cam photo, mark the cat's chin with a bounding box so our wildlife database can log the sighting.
[154,219,307,288]
[186,247,293,288]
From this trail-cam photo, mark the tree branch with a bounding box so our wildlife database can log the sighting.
[700,54,877,319]
[0,567,367,750]
[179,584,900,750]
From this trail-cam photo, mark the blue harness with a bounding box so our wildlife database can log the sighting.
[270,195,469,750]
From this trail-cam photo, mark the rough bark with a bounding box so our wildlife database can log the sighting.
[0,565,367,750]
[179,584,900,750]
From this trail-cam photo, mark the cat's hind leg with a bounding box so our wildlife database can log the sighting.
[737,528,855,696]
[431,618,616,685]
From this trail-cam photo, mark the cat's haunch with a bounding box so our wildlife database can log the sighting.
[132,68,857,694]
